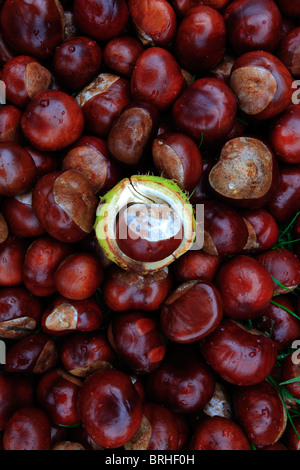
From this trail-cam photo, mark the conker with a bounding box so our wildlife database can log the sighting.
[172,78,237,143]
[62,136,120,195]
[152,132,203,192]
[128,0,177,48]
[108,311,166,375]
[175,5,226,72]
[233,381,287,447]
[224,0,282,55]
[208,137,279,209]
[230,51,293,120]
[73,0,129,42]
[160,281,223,343]
[270,105,300,164]
[77,369,143,449]
[131,47,184,112]
[2,55,52,108]
[0,0,65,60]
[32,170,98,243]
[215,255,274,320]
[190,416,251,450]
[103,265,172,312]
[41,295,103,336]
[21,90,85,151]
[75,73,131,138]
[200,320,277,386]
[53,37,102,91]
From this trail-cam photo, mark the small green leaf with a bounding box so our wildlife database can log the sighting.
[198,133,204,149]
[270,300,300,321]
[280,377,300,386]
[58,422,82,428]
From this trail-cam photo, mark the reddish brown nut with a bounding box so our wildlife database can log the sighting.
[0,236,27,287]
[266,165,300,223]
[103,265,172,312]
[0,374,33,431]
[146,345,215,413]
[3,407,51,451]
[242,209,279,253]
[0,142,36,197]
[0,287,42,339]
[200,320,277,386]
[216,255,274,320]
[203,200,249,256]
[0,105,22,143]
[115,202,184,263]
[23,236,73,297]
[173,249,221,284]
[103,36,143,78]
[4,333,57,374]
[124,403,180,450]
[41,295,103,336]
[253,296,300,350]
[24,146,58,179]
[37,369,81,427]
[62,136,120,195]
[175,5,226,72]
[54,253,103,300]
[2,55,52,108]
[131,47,184,112]
[230,51,293,120]
[76,73,131,138]
[208,137,280,209]
[256,248,300,294]
[53,37,102,91]
[224,0,282,55]
[233,381,287,447]
[61,332,116,377]
[32,170,98,243]
[160,281,223,343]
[0,0,65,60]
[171,0,231,15]
[108,311,166,375]
[278,27,300,77]
[152,132,203,192]
[78,369,143,449]
[108,101,158,166]
[172,78,237,143]
[21,90,84,151]
[270,105,300,164]
[73,0,129,42]
[2,191,45,238]
[281,353,300,400]
[128,0,176,48]
[190,416,251,450]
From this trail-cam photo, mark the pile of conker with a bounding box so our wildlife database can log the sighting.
[0,0,299,452]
